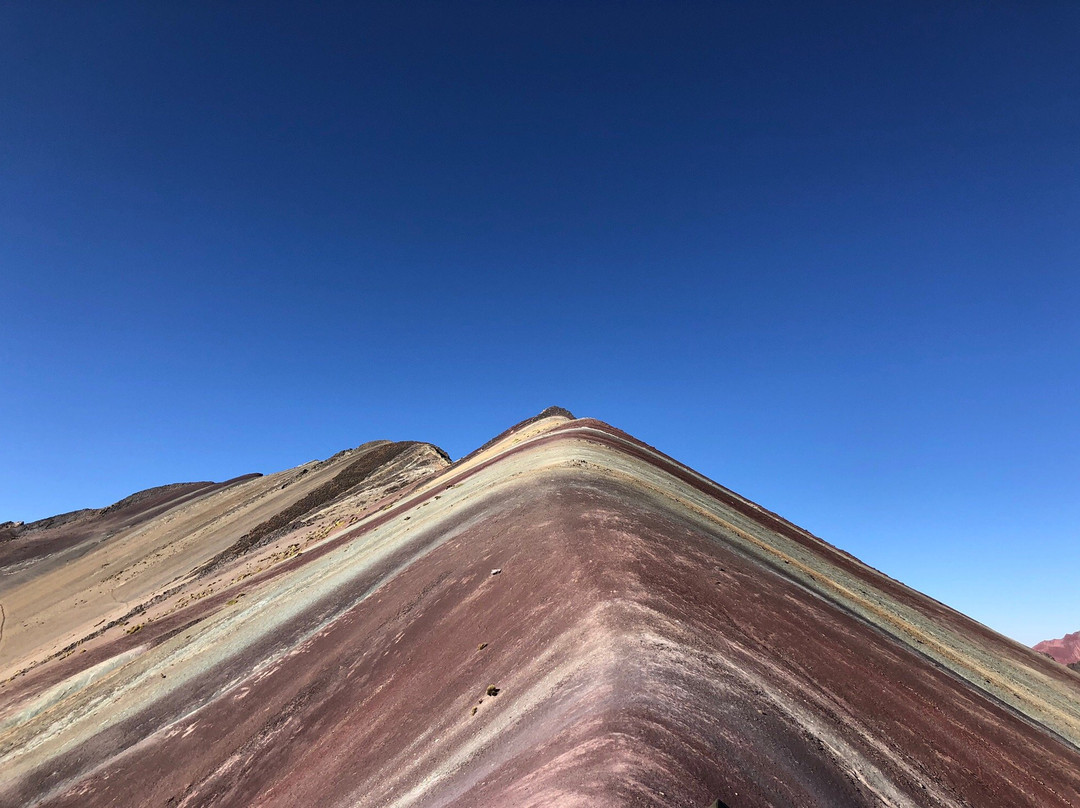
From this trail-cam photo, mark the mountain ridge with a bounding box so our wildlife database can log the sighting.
[1035,630,1080,666]
[1,410,1078,807]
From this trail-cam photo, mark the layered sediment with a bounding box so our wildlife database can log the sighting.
[2,411,1078,807]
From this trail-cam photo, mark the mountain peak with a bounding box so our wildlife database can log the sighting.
[2,416,1078,807]
[1034,630,1080,666]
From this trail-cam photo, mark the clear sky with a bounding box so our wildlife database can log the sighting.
[1,3,1077,645]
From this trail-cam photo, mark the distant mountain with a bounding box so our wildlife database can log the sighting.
[2,410,1079,807]
[1034,630,1080,666]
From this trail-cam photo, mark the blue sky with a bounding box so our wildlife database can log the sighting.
[1,2,1077,645]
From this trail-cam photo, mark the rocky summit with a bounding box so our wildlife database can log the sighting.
[2,410,1079,807]
[1035,630,1080,667]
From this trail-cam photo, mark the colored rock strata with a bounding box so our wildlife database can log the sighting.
[1,411,1079,807]
[1034,630,1080,666]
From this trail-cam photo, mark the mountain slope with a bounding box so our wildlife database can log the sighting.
[1,412,1078,807]
[1035,630,1080,666]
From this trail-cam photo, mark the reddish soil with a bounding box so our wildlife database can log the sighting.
[1035,631,1080,665]
[2,414,1078,807]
